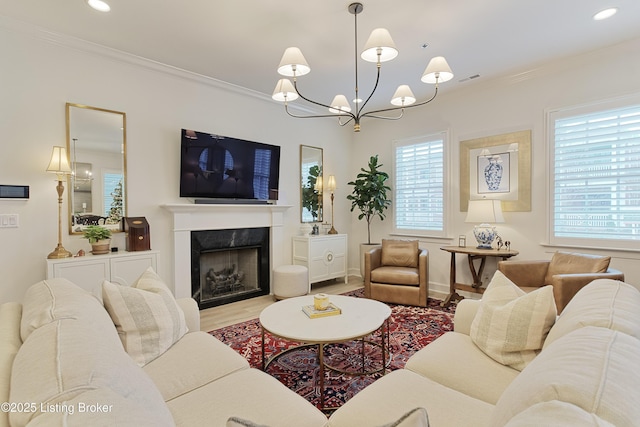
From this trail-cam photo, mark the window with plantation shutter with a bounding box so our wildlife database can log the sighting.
[393,133,448,237]
[549,97,640,249]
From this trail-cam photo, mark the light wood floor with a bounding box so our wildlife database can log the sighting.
[200,276,364,332]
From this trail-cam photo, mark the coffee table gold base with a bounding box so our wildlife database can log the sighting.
[261,319,390,412]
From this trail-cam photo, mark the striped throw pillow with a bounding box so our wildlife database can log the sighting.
[102,267,187,366]
[470,271,557,371]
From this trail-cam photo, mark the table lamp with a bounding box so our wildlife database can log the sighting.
[465,199,504,249]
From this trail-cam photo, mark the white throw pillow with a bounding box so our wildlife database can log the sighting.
[470,271,557,370]
[102,267,188,366]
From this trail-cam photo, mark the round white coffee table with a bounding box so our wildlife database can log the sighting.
[259,294,392,410]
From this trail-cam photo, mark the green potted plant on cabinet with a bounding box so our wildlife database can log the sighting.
[347,154,391,275]
[83,225,112,255]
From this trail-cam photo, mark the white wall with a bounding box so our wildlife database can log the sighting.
[2,17,638,303]
[0,20,352,303]
[349,37,640,296]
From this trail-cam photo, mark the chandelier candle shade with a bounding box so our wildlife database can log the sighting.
[46,146,73,259]
[465,199,504,249]
[272,2,453,132]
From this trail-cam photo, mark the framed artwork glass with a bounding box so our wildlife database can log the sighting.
[460,130,531,212]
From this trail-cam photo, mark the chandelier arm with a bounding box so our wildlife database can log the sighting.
[283,103,354,121]
[337,116,355,126]
[292,80,357,121]
[356,63,382,118]
[359,110,405,121]
[360,84,439,119]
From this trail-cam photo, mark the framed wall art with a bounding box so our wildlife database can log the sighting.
[460,130,531,212]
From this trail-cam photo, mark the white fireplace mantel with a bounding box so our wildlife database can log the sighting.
[161,203,292,299]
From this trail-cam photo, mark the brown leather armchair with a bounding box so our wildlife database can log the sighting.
[364,239,429,307]
[498,251,624,313]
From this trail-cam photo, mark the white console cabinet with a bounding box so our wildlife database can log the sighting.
[292,234,348,286]
[46,250,159,292]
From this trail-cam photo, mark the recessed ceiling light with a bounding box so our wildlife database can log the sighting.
[86,0,111,12]
[593,8,617,21]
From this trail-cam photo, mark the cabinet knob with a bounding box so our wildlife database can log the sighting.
[326,252,334,262]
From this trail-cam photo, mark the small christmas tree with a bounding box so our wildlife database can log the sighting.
[106,179,123,224]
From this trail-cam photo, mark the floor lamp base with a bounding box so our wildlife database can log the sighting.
[48,244,72,259]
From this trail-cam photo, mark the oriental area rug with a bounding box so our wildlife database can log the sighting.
[209,289,456,411]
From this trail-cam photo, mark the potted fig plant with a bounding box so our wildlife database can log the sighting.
[347,154,391,275]
[83,225,112,255]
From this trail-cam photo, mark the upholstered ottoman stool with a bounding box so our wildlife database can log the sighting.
[272,265,309,300]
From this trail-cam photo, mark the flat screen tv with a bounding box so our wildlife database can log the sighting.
[179,129,280,202]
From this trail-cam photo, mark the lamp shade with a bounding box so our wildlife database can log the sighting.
[277,47,311,77]
[465,199,504,224]
[421,56,454,84]
[46,146,72,175]
[329,95,352,114]
[390,85,416,106]
[272,79,299,102]
[327,175,337,192]
[361,28,398,63]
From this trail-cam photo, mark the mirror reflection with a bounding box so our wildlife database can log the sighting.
[300,145,323,223]
[66,103,127,234]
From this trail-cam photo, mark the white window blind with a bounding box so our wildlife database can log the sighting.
[394,134,446,236]
[550,100,640,248]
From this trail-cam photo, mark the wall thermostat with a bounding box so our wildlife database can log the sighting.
[0,185,29,199]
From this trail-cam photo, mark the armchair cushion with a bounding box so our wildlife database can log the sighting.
[544,251,610,284]
[371,266,420,286]
[381,239,419,268]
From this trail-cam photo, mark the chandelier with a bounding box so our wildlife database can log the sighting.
[272,2,454,132]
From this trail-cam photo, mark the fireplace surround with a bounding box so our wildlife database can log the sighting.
[191,227,269,308]
[162,203,291,301]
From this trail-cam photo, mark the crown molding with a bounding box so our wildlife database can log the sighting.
[0,14,320,114]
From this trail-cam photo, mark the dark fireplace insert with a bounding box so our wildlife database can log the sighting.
[191,227,270,309]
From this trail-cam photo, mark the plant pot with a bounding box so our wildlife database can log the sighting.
[91,239,111,255]
[360,243,381,278]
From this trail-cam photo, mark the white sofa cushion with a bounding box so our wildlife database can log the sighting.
[143,331,249,401]
[380,407,430,427]
[1,302,22,427]
[491,327,640,426]
[470,271,557,370]
[329,369,493,427]
[23,388,174,427]
[503,400,615,426]
[544,279,640,349]
[405,331,519,405]
[166,368,328,427]
[20,278,110,342]
[10,318,174,427]
[102,267,187,366]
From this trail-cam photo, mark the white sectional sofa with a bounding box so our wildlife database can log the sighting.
[328,278,640,426]
[3,275,639,427]
[1,278,328,427]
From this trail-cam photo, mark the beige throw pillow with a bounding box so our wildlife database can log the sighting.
[102,267,188,367]
[470,271,557,371]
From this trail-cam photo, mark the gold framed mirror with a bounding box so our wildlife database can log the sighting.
[66,103,127,234]
[300,145,323,223]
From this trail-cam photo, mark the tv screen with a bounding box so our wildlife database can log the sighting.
[180,129,280,201]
